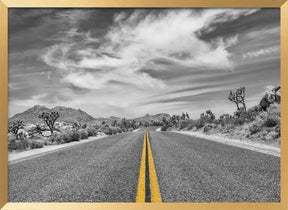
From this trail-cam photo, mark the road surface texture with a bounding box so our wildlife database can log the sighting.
[149,131,280,202]
[9,132,144,202]
[8,130,280,202]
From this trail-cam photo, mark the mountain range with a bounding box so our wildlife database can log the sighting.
[9,105,171,125]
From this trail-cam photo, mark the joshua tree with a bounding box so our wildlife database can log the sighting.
[38,111,60,134]
[111,120,118,127]
[8,120,24,139]
[228,87,246,111]
[162,117,168,125]
[120,118,128,128]
[200,110,215,122]
[131,120,136,129]
[206,110,215,120]
[181,112,186,120]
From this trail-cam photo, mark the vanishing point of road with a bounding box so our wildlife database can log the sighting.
[8,129,280,202]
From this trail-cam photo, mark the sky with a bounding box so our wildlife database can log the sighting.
[8,8,280,119]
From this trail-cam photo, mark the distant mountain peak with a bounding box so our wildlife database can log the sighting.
[30,105,48,109]
[133,113,171,122]
[9,105,96,125]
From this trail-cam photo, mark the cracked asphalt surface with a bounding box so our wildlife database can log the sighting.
[8,130,280,202]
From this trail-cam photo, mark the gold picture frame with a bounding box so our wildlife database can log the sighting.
[0,0,287,209]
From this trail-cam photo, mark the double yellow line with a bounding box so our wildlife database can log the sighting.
[136,130,162,202]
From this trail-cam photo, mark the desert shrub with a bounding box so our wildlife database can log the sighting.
[30,140,44,149]
[8,139,17,151]
[110,127,118,135]
[195,119,205,129]
[231,117,245,126]
[264,114,279,127]
[66,130,80,142]
[219,113,233,127]
[42,138,51,146]
[49,132,62,144]
[27,125,43,138]
[225,124,236,131]
[200,110,216,124]
[178,120,197,130]
[8,139,29,151]
[268,104,280,116]
[262,104,280,128]
[58,132,70,143]
[247,106,261,119]
[120,127,128,132]
[99,126,113,135]
[126,127,133,132]
[161,124,170,131]
[186,122,196,130]
[265,131,280,142]
[86,127,97,137]
[233,107,259,126]
[98,124,113,135]
[78,129,89,139]
[249,123,262,135]
[115,127,123,133]
[203,124,214,133]
[275,123,281,138]
[153,121,164,126]
[258,111,268,120]
[178,120,189,130]
[17,139,29,151]
[8,135,17,142]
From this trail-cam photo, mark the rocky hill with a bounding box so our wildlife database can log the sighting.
[133,113,171,123]
[9,105,96,125]
[9,104,172,127]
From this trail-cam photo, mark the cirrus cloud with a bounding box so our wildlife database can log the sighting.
[41,9,259,90]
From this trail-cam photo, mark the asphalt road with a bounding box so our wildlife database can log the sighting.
[149,131,280,202]
[8,130,280,202]
[8,132,144,202]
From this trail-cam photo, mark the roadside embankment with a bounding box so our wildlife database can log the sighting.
[171,131,280,157]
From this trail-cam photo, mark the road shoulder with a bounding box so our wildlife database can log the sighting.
[8,135,106,164]
[170,131,280,157]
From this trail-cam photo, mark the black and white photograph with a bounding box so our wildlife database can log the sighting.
[8,8,280,202]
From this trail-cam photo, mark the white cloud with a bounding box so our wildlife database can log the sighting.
[41,9,260,91]
[56,9,91,26]
[103,9,245,69]
[242,46,280,59]
[63,70,165,89]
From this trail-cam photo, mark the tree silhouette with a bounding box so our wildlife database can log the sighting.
[228,87,246,111]
[8,120,24,139]
[200,110,215,122]
[38,111,60,134]
[181,112,186,120]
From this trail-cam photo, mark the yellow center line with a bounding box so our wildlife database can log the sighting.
[146,130,162,202]
[136,131,147,202]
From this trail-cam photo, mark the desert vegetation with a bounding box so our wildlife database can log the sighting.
[160,85,281,146]
[7,107,167,152]
[8,85,281,152]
